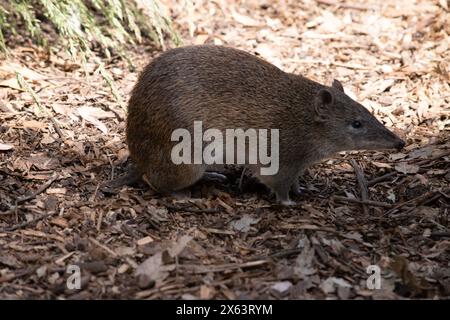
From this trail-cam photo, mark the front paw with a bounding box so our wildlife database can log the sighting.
[280,199,297,206]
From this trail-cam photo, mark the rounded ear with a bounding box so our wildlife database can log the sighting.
[332,79,344,92]
[314,89,334,121]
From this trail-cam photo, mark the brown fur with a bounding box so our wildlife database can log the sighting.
[126,45,405,204]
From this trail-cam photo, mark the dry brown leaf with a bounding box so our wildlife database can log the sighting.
[135,252,174,286]
[231,11,261,27]
[408,146,434,159]
[0,62,46,81]
[20,120,47,130]
[77,106,115,119]
[438,0,448,10]
[137,236,154,246]
[27,155,60,171]
[52,103,74,116]
[320,277,352,294]
[293,237,316,278]
[0,142,13,151]
[271,281,293,294]
[194,34,209,45]
[168,235,193,258]
[390,153,407,161]
[390,256,430,295]
[199,285,214,299]
[46,188,66,195]
[230,214,260,232]
[40,134,56,145]
[0,254,23,268]
[395,163,420,174]
[372,161,392,168]
[0,78,22,90]
[49,217,69,228]
[115,246,136,256]
[77,107,109,134]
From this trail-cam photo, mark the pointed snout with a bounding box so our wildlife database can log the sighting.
[387,127,406,151]
[373,124,406,151]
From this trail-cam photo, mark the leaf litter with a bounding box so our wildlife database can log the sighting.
[0,0,449,299]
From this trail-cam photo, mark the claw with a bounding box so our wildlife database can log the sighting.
[280,199,297,206]
[202,172,227,183]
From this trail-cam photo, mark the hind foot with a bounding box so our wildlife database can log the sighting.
[202,172,227,183]
[103,167,142,189]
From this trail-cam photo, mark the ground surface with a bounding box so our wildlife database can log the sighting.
[0,0,449,299]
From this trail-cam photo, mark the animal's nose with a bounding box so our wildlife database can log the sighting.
[395,139,406,150]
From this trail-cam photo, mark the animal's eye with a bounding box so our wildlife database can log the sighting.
[352,120,362,129]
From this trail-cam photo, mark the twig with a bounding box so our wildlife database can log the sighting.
[422,191,447,206]
[165,203,222,214]
[439,190,450,200]
[384,188,449,216]
[179,259,269,274]
[333,257,367,276]
[99,102,124,121]
[1,212,56,232]
[16,173,59,205]
[391,188,449,218]
[250,248,306,262]
[333,196,393,208]
[0,173,59,216]
[430,232,450,239]
[316,0,375,11]
[330,61,371,70]
[415,150,450,166]
[350,159,369,214]
[270,248,303,259]
[88,237,118,257]
[201,227,235,236]
[138,270,267,298]
[0,268,36,284]
[368,172,396,187]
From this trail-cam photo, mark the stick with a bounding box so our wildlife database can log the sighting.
[165,203,222,214]
[384,188,449,216]
[88,237,118,257]
[180,259,269,274]
[0,268,36,284]
[100,103,124,121]
[415,150,450,166]
[0,173,59,216]
[49,117,64,140]
[350,159,369,214]
[430,232,450,239]
[16,173,59,205]
[1,212,56,232]
[316,0,374,11]
[270,248,303,259]
[390,188,449,217]
[332,196,393,208]
[368,172,396,186]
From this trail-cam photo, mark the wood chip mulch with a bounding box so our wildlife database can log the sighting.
[0,0,449,299]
